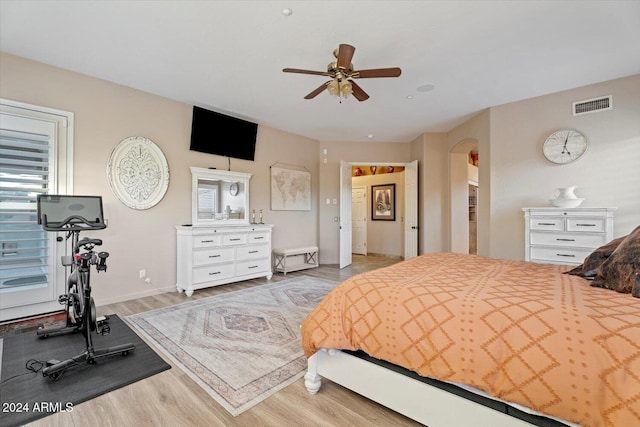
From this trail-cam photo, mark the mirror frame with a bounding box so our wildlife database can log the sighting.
[190,166,252,226]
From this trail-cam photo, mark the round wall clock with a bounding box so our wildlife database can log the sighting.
[107,136,170,210]
[229,182,239,196]
[542,129,588,164]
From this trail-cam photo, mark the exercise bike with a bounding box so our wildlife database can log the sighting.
[36,195,135,380]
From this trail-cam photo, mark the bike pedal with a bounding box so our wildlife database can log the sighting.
[58,295,70,304]
[100,324,111,335]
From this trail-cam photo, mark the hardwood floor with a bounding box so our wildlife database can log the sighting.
[24,255,423,427]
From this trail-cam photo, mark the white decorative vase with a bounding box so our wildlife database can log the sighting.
[550,186,584,207]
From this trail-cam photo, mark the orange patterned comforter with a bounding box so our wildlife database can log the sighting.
[301,253,640,427]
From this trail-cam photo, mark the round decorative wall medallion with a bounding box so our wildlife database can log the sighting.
[107,136,170,210]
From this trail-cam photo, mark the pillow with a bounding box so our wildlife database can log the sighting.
[591,225,640,297]
[565,235,626,277]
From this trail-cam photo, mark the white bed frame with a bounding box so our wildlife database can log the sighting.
[304,349,541,427]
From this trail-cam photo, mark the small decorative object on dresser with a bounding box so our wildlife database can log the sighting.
[522,207,616,265]
[549,186,584,207]
[176,167,273,296]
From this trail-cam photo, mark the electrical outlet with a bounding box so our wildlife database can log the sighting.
[139,269,146,279]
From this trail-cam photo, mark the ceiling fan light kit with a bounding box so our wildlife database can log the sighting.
[283,43,401,102]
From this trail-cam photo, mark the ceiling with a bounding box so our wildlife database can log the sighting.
[1,1,639,143]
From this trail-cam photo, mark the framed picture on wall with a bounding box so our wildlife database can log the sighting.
[371,184,395,221]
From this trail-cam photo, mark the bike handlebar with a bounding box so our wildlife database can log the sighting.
[41,214,106,232]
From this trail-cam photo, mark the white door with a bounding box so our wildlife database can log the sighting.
[339,160,352,268]
[351,186,367,255]
[404,160,418,259]
[0,100,72,321]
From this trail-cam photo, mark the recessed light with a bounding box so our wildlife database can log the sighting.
[406,95,413,99]
[282,8,293,16]
[417,84,435,92]
[367,134,375,139]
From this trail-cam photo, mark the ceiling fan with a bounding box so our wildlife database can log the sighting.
[283,43,401,102]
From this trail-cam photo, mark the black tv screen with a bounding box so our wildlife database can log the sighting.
[190,106,258,161]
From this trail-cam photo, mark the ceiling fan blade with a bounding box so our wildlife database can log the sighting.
[336,44,355,70]
[349,80,370,102]
[352,67,402,78]
[304,81,331,99]
[283,68,332,77]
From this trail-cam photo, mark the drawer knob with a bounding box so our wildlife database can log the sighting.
[209,254,221,258]
[209,271,221,275]
[248,250,258,254]
[254,236,264,239]
[576,223,596,227]
[230,238,241,241]
[201,240,214,243]
[248,265,258,269]
[557,254,576,258]
[556,238,575,242]
[538,222,556,226]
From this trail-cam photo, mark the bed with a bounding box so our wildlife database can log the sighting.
[301,249,640,427]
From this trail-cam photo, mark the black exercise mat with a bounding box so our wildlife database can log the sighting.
[0,314,171,427]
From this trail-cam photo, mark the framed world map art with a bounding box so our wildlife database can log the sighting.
[270,164,311,211]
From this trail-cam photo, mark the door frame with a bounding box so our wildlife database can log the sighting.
[339,160,418,268]
[0,98,74,321]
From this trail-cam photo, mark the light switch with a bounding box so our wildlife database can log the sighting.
[326,198,330,204]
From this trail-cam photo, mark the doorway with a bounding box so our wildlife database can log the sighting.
[0,99,73,321]
[339,160,418,268]
[449,139,479,255]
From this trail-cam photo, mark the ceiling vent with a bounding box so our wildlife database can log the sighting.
[573,95,612,116]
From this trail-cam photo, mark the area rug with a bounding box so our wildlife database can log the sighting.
[0,315,171,427]
[125,276,338,416]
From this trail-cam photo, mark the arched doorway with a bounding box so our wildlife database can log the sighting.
[449,139,479,254]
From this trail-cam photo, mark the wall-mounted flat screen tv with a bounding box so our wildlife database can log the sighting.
[189,106,258,161]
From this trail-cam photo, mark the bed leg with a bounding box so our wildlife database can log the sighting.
[304,352,322,394]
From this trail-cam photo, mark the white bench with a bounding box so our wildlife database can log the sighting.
[272,246,319,275]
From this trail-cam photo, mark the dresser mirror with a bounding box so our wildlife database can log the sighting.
[190,167,252,226]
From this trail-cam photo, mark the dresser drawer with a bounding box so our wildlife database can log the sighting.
[566,218,605,233]
[236,258,271,276]
[193,263,235,284]
[193,247,235,266]
[529,218,564,231]
[222,234,247,245]
[530,247,591,264]
[248,232,270,243]
[530,232,608,248]
[193,234,222,248]
[236,243,270,261]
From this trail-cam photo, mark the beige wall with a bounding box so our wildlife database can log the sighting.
[0,52,319,304]
[445,75,640,260]
[2,51,638,304]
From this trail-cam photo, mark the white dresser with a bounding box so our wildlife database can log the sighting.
[522,207,616,265]
[176,224,273,296]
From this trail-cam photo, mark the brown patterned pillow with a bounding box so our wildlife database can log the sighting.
[591,225,640,297]
[566,235,626,277]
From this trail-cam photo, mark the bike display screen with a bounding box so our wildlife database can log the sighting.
[36,195,105,228]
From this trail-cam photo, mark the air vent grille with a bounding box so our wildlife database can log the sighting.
[573,95,612,116]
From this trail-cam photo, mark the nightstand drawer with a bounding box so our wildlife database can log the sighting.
[530,247,591,264]
[530,232,608,248]
[529,218,564,231]
[193,247,234,266]
[567,218,605,232]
